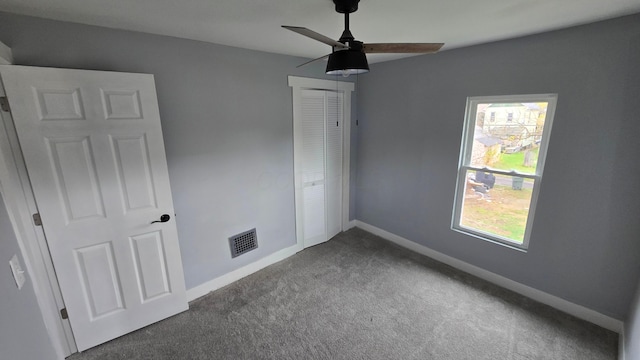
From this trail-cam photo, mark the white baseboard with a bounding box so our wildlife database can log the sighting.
[187,221,358,302]
[346,220,357,230]
[354,220,624,333]
[186,243,303,302]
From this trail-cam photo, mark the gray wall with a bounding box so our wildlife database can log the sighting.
[0,12,356,290]
[0,191,57,359]
[356,13,640,320]
[625,278,640,359]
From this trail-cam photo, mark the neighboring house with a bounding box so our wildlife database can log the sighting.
[482,103,543,150]
[471,126,502,167]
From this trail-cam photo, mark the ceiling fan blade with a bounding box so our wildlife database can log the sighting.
[282,25,349,49]
[363,43,444,54]
[297,53,331,68]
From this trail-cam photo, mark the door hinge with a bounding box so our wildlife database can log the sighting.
[0,96,10,113]
[32,213,42,226]
[60,308,69,320]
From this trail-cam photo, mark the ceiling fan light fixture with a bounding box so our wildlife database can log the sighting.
[284,0,443,75]
[326,49,369,77]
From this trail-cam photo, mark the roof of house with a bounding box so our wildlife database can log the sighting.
[474,127,502,146]
[476,137,502,146]
[485,125,528,137]
[486,103,541,111]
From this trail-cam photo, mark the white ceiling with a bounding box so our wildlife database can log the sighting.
[1,0,640,63]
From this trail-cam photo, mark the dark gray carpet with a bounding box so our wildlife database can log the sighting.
[70,228,618,359]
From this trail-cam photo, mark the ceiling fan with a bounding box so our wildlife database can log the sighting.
[282,0,444,77]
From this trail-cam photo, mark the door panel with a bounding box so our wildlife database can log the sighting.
[111,134,157,212]
[0,65,188,352]
[295,89,343,248]
[35,88,85,120]
[130,231,171,302]
[102,89,142,119]
[302,183,326,247]
[74,242,124,319]
[301,91,325,184]
[300,90,327,247]
[47,136,106,221]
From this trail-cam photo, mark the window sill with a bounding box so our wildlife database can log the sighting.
[451,227,528,253]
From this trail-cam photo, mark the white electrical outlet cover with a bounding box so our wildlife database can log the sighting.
[9,254,26,290]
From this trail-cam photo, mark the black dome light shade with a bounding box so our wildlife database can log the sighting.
[326,49,369,76]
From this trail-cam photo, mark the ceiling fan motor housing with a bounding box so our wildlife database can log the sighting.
[334,0,359,14]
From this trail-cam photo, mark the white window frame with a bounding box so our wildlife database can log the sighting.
[452,94,558,250]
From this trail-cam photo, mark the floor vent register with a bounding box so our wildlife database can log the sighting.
[229,228,258,258]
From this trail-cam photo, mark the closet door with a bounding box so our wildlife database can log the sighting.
[300,90,327,247]
[295,89,343,248]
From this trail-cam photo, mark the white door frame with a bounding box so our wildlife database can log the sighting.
[0,81,75,358]
[288,76,355,248]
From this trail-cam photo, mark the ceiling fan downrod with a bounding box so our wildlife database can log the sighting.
[335,0,358,46]
[339,13,355,44]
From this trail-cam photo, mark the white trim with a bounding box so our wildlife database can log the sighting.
[345,220,357,230]
[288,76,355,94]
[186,220,356,303]
[0,41,12,65]
[354,220,623,333]
[0,77,72,358]
[186,243,303,302]
[288,76,354,248]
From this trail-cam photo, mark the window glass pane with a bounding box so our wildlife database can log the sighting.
[469,102,549,174]
[460,170,535,244]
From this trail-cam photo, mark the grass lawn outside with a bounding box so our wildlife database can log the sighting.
[460,184,533,243]
[493,147,539,174]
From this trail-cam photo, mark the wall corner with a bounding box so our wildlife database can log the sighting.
[0,41,13,65]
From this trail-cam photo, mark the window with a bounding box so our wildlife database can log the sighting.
[452,94,557,249]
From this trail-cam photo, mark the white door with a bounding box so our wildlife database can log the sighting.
[295,89,343,248]
[0,66,188,351]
